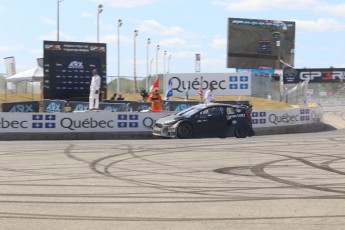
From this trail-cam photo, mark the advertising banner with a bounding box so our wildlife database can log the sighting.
[43,100,66,113]
[252,107,323,127]
[0,112,172,133]
[100,103,128,112]
[4,56,16,77]
[162,100,250,113]
[102,100,151,112]
[69,102,90,112]
[1,101,40,113]
[0,107,322,133]
[43,41,107,101]
[283,67,345,84]
[164,73,251,97]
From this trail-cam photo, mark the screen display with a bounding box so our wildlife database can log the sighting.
[227,18,295,70]
[43,41,106,100]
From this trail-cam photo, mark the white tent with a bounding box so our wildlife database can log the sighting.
[6,66,43,82]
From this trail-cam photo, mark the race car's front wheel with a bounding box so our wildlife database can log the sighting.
[235,125,248,138]
[177,122,193,139]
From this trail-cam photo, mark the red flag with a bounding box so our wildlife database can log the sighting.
[149,77,159,93]
[198,86,203,97]
[198,77,203,99]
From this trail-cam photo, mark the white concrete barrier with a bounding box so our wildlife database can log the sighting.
[0,107,324,140]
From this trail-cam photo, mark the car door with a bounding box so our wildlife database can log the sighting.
[206,106,228,136]
[192,107,225,137]
[192,109,210,137]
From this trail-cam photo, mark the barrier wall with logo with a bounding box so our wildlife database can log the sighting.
[42,100,250,113]
[1,101,40,113]
[0,107,323,134]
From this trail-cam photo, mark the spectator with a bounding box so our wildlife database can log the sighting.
[110,93,117,100]
[117,93,125,100]
[89,69,101,110]
[149,87,162,110]
[204,85,215,104]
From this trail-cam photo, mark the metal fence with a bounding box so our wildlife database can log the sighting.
[0,75,159,102]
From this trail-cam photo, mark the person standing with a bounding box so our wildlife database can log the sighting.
[204,85,215,104]
[149,87,163,110]
[89,69,101,110]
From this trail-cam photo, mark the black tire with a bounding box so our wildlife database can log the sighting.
[235,124,248,138]
[177,122,193,139]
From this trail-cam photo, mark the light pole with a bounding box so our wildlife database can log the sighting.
[97,4,103,43]
[147,58,154,92]
[163,50,167,74]
[117,19,122,93]
[146,38,151,91]
[57,0,64,41]
[156,45,160,76]
[133,29,139,93]
[167,54,172,73]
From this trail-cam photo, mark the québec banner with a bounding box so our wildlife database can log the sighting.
[164,73,251,96]
[0,107,322,133]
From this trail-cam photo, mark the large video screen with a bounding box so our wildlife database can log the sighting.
[227,18,295,70]
[43,41,107,100]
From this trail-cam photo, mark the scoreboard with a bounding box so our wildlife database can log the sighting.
[43,41,107,101]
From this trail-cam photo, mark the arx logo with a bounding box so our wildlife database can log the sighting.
[46,103,62,112]
[68,61,84,69]
[9,104,34,112]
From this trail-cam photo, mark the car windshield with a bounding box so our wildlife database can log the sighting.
[175,105,206,117]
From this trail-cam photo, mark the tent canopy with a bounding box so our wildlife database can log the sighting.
[6,66,43,82]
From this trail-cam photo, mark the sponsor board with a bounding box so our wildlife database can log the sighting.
[283,68,345,84]
[0,107,323,133]
[164,73,251,97]
[252,107,323,127]
[0,112,173,133]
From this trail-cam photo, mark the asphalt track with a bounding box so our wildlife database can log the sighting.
[1,106,345,230]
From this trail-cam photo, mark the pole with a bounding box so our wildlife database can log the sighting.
[146,38,150,92]
[57,0,63,41]
[97,12,99,43]
[167,54,171,73]
[97,4,103,43]
[163,51,167,74]
[133,30,139,93]
[156,45,160,76]
[117,19,122,93]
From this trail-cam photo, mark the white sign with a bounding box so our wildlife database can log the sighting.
[0,107,323,133]
[164,73,251,97]
[0,112,172,133]
[252,107,323,128]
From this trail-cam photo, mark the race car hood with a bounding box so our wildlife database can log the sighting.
[155,114,184,125]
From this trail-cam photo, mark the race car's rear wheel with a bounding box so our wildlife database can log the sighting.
[235,125,248,138]
[177,122,193,139]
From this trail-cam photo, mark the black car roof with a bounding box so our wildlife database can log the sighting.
[196,103,247,109]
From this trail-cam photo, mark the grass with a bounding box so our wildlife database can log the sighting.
[0,93,294,111]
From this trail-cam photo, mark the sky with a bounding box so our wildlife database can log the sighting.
[1,0,345,79]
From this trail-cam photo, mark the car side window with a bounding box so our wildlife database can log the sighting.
[209,107,224,118]
[199,109,209,119]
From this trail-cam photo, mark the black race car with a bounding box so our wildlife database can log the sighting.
[152,103,255,139]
